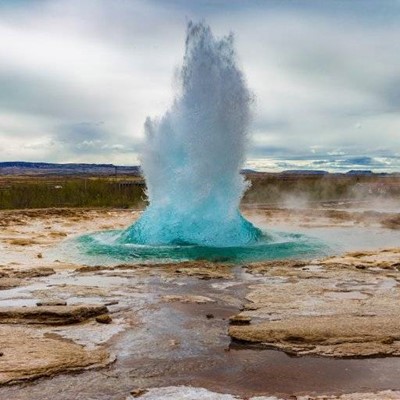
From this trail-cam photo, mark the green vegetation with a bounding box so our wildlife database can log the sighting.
[0,173,399,210]
[0,177,147,210]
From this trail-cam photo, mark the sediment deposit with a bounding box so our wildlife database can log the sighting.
[0,207,399,399]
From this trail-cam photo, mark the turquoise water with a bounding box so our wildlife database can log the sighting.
[123,22,260,248]
[72,23,329,263]
[75,229,328,264]
[118,209,262,248]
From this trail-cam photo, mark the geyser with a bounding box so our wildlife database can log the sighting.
[74,21,327,264]
[118,21,261,247]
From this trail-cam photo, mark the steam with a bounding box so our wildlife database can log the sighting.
[119,21,261,247]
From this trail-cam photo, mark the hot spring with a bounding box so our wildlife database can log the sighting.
[77,21,327,263]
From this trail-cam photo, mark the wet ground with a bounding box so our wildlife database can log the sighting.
[0,206,399,399]
[1,270,400,400]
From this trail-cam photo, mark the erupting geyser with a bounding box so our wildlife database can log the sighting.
[118,21,261,247]
[75,21,326,263]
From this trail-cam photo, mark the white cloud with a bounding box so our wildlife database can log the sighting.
[0,0,399,171]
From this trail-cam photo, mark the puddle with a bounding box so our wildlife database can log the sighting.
[190,346,400,396]
[4,299,400,400]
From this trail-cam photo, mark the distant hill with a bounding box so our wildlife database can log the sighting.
[0,162,397,177]
[346,170,383,176]
[240,168,259,174]
[281,170,328,175]
[0,162,141,176]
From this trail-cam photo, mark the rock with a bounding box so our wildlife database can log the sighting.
[206,313,214,319]
[321,248,400,270]
[382,215,400,229]
[95,314,112,324]
[127,386,241,399]
[162,295,216,304]
[0,325,112,385]
[298,390,400,399]
[0,278,22,290]
[12,267,55,278]
[76,265,112,273]
[36,300,67,307]
[85,261,234,280]
[0,305,108,325]
[228,314,251,325]
[174,263,233,279]
[245,260,307,275]
[0,268,56,290]
[105,300,119,306]
[6,238,39,246]
[130,388,148,397]
[229,315,400,358]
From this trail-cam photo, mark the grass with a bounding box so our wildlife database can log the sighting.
[242,173,400,205]
[0,173,399,210]
[0,176,147,210]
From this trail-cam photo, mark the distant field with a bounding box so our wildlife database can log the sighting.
[0,173,399,210]
[0,176,146,210]
[242,173,400,207]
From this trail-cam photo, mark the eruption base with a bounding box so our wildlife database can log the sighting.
[75,228,327,265]
[117,207,262,247]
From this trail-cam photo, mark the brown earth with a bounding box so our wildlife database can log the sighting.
[76,261,233,280]
[0,304,109,325]
[229,315,400,357]
[230,247,400,358]
[0,325,112,385]
[0,206,400,399]
[162,295,216,304]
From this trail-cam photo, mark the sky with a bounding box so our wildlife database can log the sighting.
[0,0,399,172]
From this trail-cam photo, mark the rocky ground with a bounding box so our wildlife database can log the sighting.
[0,207,399,399]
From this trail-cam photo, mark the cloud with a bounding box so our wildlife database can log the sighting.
[210,4,400,166]
[0,0,398,171]
[53,121,139,160]
[342,157,382,166]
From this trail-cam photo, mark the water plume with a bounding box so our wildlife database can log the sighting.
[74,21,327,264]
[118,21,261,247]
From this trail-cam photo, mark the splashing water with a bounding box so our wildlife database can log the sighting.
[75,21,328,263]
[119,21,261,247]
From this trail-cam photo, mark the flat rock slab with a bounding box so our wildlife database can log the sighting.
[320,248,400,270]
[77,261,233,280]
[229,315,400,357]
[9,267,55,279]
[36,300,67,307]
[0,278,22,290]
[0,325,112,385]
[0,305,108,325]
[126,387,400,400]
[162,295,216,304]
[0,268,55,291]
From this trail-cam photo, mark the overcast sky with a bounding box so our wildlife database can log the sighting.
[0,0,399,171]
